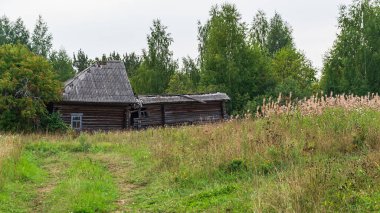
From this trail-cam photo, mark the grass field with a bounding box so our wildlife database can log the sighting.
[1,108,380,212]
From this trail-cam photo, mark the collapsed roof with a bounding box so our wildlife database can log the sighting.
[137,93,230,104]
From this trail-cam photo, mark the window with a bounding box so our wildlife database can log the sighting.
[140,111,148,118]
[71,113,83,130]
[139,108,148,118]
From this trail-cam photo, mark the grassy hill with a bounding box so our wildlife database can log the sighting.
[1,108,380,212]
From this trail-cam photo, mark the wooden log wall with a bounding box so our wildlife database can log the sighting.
[132,105,162,128]
[137,101,225,128]
[54,103,129,131]
[165,102,223,124]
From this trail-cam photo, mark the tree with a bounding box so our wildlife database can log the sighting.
[198,4,270,112]
[166,56,200,94]
[182,56,200,88]
[108,51,121,61]
[11,18,30,46]
[123,52,141,78]
[94,54,107,64]
[271,47,316,97]
[73,49,92,72]
[249,10,269,50]
[166,72,194,94]
[49,49,76,82]
[0,44,61,131]
[266,12,294,55]
[0,16,12,45]
[321,0,380,95]
[0,16,30,46]
[31,15,53,57]
[131,19,177,94]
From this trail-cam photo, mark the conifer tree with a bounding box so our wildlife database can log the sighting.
[31,15,53,57]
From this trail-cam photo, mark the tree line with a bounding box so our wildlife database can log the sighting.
[71,5,317,113]
[0,0,379,131]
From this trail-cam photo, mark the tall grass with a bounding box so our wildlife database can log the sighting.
[1,94,380,211]
[0,135,47,212]
[258,92,380,117]
[0,135,23,189]
[113,108,380,211]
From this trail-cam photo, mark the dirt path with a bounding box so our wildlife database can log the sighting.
[32,158,67,212]
[89,153,139,212]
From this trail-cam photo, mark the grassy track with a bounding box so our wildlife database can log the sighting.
[1,108,380,212]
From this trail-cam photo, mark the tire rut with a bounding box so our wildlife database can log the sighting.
[89,153,139,212]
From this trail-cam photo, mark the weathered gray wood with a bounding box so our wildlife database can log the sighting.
[161,104,165,126]
[54,103,133,131]
[135,101,225,128]
[63,61,136,104]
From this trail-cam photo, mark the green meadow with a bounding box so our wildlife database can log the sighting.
[1,108,380,212]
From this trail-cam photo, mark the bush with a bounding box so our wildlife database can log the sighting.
[40,112,69,133]
[0,44,61,132]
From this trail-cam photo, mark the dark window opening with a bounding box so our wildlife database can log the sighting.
[71,113,83,130]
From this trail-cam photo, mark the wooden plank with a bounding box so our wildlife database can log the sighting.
[54,103,132,131]
[161,104,165,126]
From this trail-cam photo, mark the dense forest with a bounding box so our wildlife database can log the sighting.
[0,0,380,131]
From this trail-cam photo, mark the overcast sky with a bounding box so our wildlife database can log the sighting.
[1,0,352,70]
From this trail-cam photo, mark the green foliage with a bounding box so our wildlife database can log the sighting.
[166,72,194,94]
[247,10,316,110]
[123,52,141,78]
[266,12,294,55]
[40,112,69,132]
[182,56,201,89]
[271,47,316,97]
[166,57,200,94]
[199,4,271,112]
[198,5,312,113]
[0,16,30,47]
[322,0,380,95]
[250,11,294,56]
[0,44,61,131]
[108,51,121,61]
[31,15,52,57]
[49,49,76,82]
[0,16,13,45]
[131,19,177,94]
[249,10,269,50]
[73,49,92,72]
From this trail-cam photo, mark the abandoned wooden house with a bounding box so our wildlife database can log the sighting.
[133,93,230,128]
[53,61,230,131]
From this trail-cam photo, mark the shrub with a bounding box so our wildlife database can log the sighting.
[0,44,61,132]
[40,112,69,133]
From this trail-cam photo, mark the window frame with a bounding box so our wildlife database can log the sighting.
[71,113,83,130]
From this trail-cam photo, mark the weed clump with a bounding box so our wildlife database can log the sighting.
[77,134,92,152]
[220,159,248,174]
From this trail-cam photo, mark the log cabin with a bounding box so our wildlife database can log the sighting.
[53,61,137,131]
[53,61,230,131]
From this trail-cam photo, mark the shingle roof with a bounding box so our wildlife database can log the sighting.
[63,61,137,104]
[137,93,230,104]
